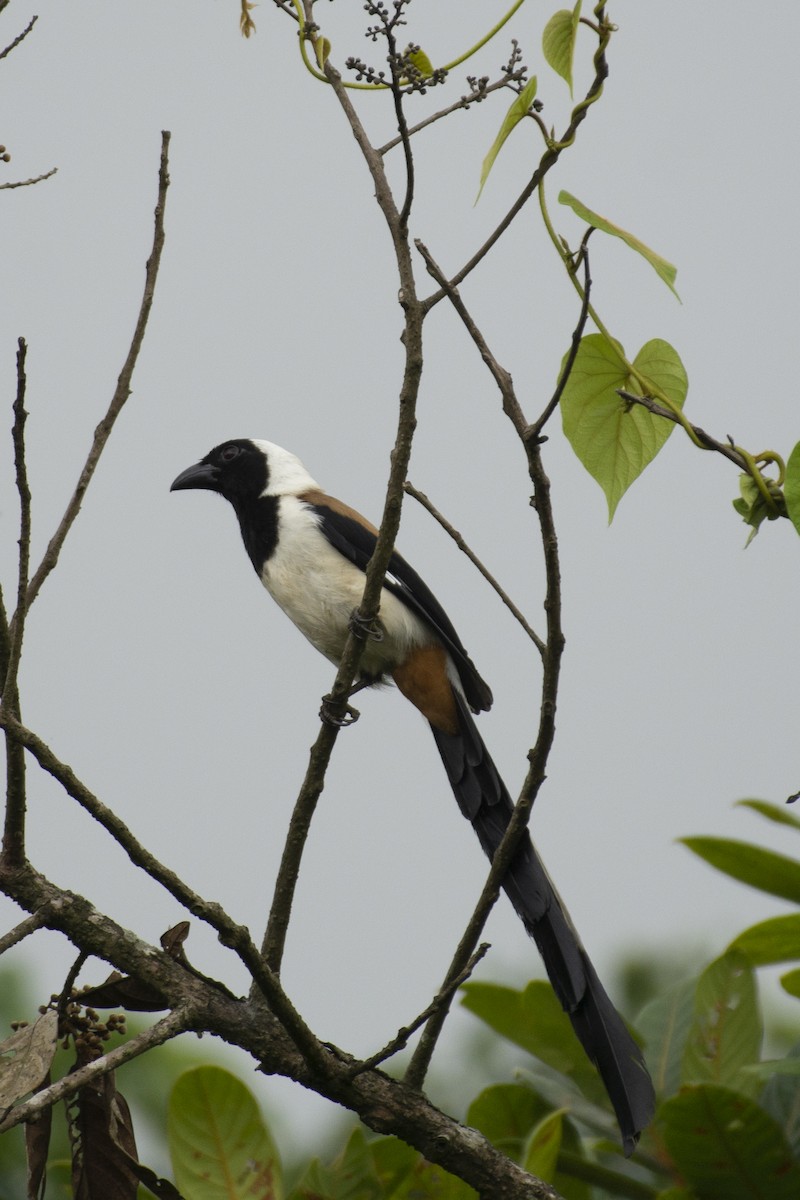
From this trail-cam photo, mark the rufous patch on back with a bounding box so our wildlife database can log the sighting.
[393,644,459,734]
[299,489,380,536]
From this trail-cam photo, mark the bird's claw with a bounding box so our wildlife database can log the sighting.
[320,694,361,727]
[348,609,383,643]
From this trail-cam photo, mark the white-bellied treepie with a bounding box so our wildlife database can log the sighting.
[171,437,654,1153]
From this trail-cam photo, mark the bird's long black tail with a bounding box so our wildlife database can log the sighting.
[430,692,654,1155]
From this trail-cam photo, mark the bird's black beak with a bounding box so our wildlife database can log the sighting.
[170,462,221,493]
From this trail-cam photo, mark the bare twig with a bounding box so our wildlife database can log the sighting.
[0,709,334,1076]
[416,239,527,431]
[5,338,31,700]
[405,240,570,1088]
[528,242,593,440]
[10,132,170,627]
[0,907,55,956]
[378,76,521,156]
[617,389,748,470]
[2,338,31,868]
[0,1009,189,1134]
[0,13,37,61]
[404,480,544,652]
[260,20,425,977]
[0,585,8,684]
[520,440,565,802]
[349,943,489,1077]
[423,10,610,309]
[0,167,58,191]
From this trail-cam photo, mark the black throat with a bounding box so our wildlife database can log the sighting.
[231,493,280,575]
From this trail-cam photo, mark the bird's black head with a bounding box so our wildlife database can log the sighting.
[170,439,268,502]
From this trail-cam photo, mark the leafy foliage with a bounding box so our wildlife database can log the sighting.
[476,76,538,201]
[560,335,688,520]
[542,3,583,95]
[558,189,679,297]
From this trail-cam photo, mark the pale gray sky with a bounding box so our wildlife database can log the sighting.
[3,0,800,1159]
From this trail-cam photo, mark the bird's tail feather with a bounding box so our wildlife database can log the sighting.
[430,693,654,1155]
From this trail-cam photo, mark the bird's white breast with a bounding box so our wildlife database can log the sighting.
[260,496,433,676]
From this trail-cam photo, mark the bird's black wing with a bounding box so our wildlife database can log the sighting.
[307,499,492,712]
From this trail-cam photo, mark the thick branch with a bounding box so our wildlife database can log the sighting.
[0,855,558,1198]
[0,709,333,1074]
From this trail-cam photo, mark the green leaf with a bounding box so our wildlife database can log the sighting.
[660,1085,800,1199]
[737,797,800,831]
[522,1108,564,1181]
[370,1137,475,1200]
[761,1042,800,1155]
[461,980,614,1108]
[732,473,785,544]
[292,1131,474,1200]
[560,334,687,520]
[315,37,331,70]
[406,46,434,78]
[466,1083,550,1159]
[636,977,696,1097]
[290,1129,378,1200]
[542,3,582,95]
[741,1058,800,1079]
[461,981,597,1091]
[466,1084,589,1198]
[784,439,800,536]
[558,190,679,298]
[168,1066,282,1200]
[476,76,538,201]
[781,967,800,999]
[681,836,800,903]
[681,952,762,1094]
[729,915,800,966]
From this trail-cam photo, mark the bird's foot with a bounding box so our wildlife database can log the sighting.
[320,694,361,727]
[348,608,383,643]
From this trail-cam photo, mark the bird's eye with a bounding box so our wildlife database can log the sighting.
[220,445,241,463]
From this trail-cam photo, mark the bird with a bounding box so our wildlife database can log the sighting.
[170,437,655,1153]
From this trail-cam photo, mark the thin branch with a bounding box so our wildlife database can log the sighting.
[2,338,31,868]
[378,75,520,156]
[0,907,55,956]
[0,1009,189,1134]
[260,23,425,977]
[423,11,610,310]
[0,710,334,1076]
[10,132,170,627]
[520,439,565,801]
[617,389,749,470]
[4,338,31,700]
[416,239,527,431]
[0,13,37,62]
[0,584,8,685]
[404,480,544,653]
[349,942,489,1078]
[0,167,58,191]
[404,773,540,1087]
[405,246,567,1089]
[0,857,560,1200]
[528,241,592,440]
